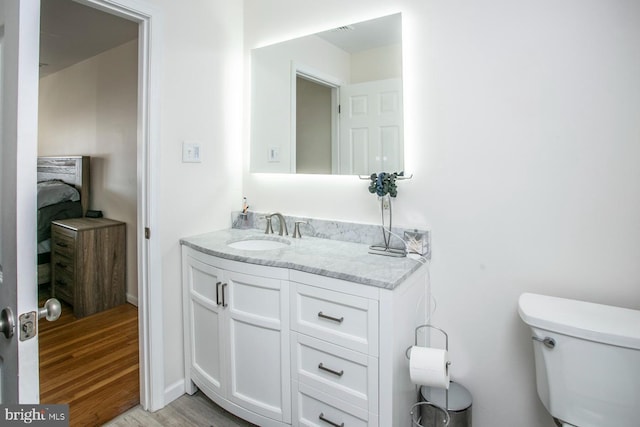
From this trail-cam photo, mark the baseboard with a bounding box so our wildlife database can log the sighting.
[126,293,139,306]
[164,379,186,406]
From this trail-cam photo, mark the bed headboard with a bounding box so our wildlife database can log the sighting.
[37,156,90,216]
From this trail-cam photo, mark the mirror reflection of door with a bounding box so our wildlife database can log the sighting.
[295,76,333,174]
[339,78,403,175]
[295,75,404,175]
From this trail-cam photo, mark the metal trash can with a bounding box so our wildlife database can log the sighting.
[419,382,472,427]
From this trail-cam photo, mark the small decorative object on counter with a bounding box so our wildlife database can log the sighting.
[242,196,249,215]
[366,171,410,257]
[234,197,251,229]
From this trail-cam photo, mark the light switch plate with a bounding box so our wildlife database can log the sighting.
[268,146,280,163]
[182,141,201,163]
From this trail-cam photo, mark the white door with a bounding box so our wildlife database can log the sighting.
[0,0,41,403]
[339,78,403,175]
[226,271,291,423]
[183,255,226,398]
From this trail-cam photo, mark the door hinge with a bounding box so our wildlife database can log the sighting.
[338,104,341,114]
[145,227,150,239]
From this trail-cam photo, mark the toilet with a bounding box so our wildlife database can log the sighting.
[518,293,640,427]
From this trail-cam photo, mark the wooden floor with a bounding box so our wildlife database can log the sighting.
[39,293,140,427]
[105,391,255,427]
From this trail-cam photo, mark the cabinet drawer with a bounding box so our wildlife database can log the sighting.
[294,382,370,427]
[53,253,75,275]
[292,283,378,355]
[54,285,73,305]
[293,333,378,413]
[53,269,74,303]
[51,228,76,257]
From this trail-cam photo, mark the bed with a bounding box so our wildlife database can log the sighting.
[37,156,90,285]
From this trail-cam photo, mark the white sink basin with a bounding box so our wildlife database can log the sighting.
[227,237,290,251]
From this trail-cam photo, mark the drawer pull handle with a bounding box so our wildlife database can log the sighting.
[318,363,344,377]
[216,282,222,306]
[221,283,228,308]
[55,262,67,269]
[55,242,68,248]
[318,311,343,323]
[319,413,344,427]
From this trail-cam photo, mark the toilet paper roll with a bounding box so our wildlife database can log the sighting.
[409,346,450,389]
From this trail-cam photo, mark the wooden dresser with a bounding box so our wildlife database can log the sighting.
[51,217,126,318]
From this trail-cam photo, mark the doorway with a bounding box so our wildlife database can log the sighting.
[36,0,164,422]
[296,75,333,174]
[37,0,144,423]
[291,64,342,174]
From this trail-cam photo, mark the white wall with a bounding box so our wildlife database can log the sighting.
[351,44,402,83]
[150,0,244,397]
[38,40,139,302]
[243,1,640,426]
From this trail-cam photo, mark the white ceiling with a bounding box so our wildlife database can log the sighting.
[316,13,402,54]
[38,4,399,79]
[39,0,138,78]
[38,5,400,78]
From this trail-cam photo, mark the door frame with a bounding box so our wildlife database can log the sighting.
[75,0,164,411]
[290,61,343,174]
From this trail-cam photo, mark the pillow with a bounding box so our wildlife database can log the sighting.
[37,180,80,209]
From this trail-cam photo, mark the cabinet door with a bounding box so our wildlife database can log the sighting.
[184,255,226,398]
[225,270,291,423]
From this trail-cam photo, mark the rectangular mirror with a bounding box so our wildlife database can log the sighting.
[250,13,403,175]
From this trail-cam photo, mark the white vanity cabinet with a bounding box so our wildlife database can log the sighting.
[288,269,428,427]
[290,276,380,426]
[182,237,429,427]
[182,247,291,426]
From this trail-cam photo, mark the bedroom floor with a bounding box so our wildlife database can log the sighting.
[38,286,139,427]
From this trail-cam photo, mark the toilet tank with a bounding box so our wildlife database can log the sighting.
[518,293,640,427]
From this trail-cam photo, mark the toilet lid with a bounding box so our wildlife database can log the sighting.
[518,293,640,350]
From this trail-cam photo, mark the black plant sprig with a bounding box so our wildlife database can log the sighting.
[368,171,404,198]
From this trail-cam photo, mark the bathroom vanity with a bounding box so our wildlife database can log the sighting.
[181,228,429,427]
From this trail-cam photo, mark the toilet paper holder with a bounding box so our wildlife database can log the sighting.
[405,324,450,362]
[406,324,452,427]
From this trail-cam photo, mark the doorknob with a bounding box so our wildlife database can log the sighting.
[0,307,16,339]
[38,298,62,322]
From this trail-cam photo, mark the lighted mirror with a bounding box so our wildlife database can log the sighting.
[250,13,403,175]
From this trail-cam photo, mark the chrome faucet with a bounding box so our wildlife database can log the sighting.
[292,221,308,238]
[265,213,288,236]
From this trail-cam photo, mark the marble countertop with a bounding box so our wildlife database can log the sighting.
[180,228,425,290]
